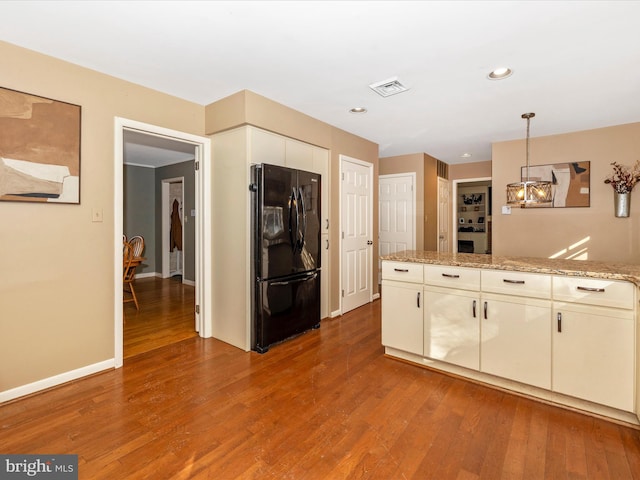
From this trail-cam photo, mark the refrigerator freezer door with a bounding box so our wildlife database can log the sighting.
[254,271,321,353]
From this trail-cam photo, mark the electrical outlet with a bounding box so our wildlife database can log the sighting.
[501,205,512,215]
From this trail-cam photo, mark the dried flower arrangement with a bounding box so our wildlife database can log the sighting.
[604,161,640,194]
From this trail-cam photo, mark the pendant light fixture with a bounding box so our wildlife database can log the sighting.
[506,113,553,206]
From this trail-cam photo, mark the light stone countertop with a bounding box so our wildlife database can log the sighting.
[381,250,640,287]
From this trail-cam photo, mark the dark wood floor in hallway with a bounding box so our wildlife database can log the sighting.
[2,300,640,479]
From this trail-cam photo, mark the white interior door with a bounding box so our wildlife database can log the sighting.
[379,174,415,276]
[437,177,450,252]
[341,156,372,314]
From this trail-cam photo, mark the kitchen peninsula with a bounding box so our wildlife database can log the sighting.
[380,250,640,425]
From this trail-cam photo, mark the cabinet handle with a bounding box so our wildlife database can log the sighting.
[442,273,460,279]
[557,312,562,333]
[325,239,329,250]
[503,279,525,284]
[326,219,329,230]
[483,301,488,320]
[417,292,421,308]
[577,286,605,293]
[472,300,477,318]
[394,268,409,273]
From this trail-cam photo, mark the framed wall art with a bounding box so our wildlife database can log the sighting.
[521,161,590,208]
[0,87,81,204]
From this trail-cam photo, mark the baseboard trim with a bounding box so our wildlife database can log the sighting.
[0,359,115,404]
[135,272,157,279]
[372,293,380,300]
[330,309,342,318]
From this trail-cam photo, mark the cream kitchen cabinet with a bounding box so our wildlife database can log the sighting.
[423,286,480,370]
[381,280,423,355]
[480,270,552,389]
[423,265,481,370]
[381,261,424,355]
[380,253,640,423]
[480,293,551,389]
[552,277,635,412]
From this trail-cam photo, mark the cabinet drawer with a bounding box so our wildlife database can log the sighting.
[481,270,551,299]
[424,265,480,290]
[553,276,634,309]
[382,261,423,283]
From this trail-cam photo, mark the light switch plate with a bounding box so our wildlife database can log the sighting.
[92,208,103,222]
[501,205,512,215]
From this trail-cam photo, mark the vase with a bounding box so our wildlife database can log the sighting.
[614,192,630,218]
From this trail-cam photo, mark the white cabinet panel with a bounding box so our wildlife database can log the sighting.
[312,147,330,234]
[424,286,480,370]
[553,303,634,411]
[285,139,314,171]
[249,127,285,166]
[381,280,423,355]
[320,233,330,319]
[480,293,551,389]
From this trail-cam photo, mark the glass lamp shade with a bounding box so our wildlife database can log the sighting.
[506,180,553,206]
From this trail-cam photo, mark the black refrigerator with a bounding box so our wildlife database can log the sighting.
[250,163,321,353]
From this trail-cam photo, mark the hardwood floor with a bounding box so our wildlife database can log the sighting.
[124,276,198,359]
[3,300,640,479]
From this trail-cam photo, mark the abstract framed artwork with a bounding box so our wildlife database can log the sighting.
[521,161,590,208]
[0,87,81,204]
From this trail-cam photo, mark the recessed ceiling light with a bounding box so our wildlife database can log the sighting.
[487,67,513,80]
[349,107,367,114]
[461,153,472,158]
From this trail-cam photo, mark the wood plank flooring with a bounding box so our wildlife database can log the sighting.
[124,276,197,359]
[3,299,640,479]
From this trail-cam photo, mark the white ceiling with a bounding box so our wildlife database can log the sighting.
[2,1,640,165]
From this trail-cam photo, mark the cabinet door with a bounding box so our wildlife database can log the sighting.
[424,287,480,370]
[312,147,330,234]
[381,281,423,355]
[480,294,551,389]
[320,233,329,319]
[553,304,634,411]
[249,127,286,166]
[285,139,314,171]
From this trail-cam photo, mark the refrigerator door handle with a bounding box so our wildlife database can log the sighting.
[298,187,306,251]
[288,188,297,253]
[270,271,318,286]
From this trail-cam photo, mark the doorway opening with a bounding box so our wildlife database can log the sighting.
[452,177,492,254]
[114,117,212,368]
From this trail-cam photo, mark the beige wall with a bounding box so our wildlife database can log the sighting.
[379,153,425,250]
[0,41,204,393]
[450,160,492,180]
[492,122,640,262]
[205,90,379,313]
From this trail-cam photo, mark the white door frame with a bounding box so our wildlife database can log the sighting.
[114,117,212,367]
[339,154,373,315]
[452,176,491,253]
[161,177,186,280]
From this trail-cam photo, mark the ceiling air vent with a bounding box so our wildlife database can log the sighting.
[369,77,410,97]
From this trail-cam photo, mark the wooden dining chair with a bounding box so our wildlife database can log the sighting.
[129,235,145,258]
[123,241,139,310]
